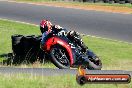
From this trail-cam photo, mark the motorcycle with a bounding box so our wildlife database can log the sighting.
[41,30,102,70]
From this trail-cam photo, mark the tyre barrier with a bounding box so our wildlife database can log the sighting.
[11,34,24,56]
[11,34,44,65]
[72,0,132,4]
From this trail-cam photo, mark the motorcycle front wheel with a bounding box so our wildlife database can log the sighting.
[50,45,70,69]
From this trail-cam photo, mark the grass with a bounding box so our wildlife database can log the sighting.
[0,74,131,88]
[0,18,132,88]
[0,19,56,68]
[0,19,132,70]
[0,20,40,54]
[83,36,132,70]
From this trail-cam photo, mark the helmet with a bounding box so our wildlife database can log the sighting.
[40,20,52,34]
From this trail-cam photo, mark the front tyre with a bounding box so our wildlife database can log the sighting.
[50,45,70,69]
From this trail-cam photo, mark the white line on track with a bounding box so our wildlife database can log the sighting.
[0,18,38,27]
[0,18,132,45]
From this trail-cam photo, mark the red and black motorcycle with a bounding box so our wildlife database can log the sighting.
[41,30,102,70]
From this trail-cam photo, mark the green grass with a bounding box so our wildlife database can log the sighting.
[0,74,131,88]
[0,20,40,54]
[0,19,132,70]
[83,36,132,70]
[0,19,56,68]
[14,0,132,8]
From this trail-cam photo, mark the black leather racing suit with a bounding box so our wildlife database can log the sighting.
[67,31,88,53]
[52,26,88,53]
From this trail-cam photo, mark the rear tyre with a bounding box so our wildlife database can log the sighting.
[103,0,109,3]
[93,0,99,3]
[11,34,24,55]
[11,34,23,45]
[109,0,115,3]
[6,53,13,65]
[114,0,120,3]
[50,45,70,69]
[119,0,125,4]
[87,57,102,70]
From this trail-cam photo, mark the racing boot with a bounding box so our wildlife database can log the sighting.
[79,55,102,70]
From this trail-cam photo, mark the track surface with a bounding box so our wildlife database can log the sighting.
[0,67,132,76]
[0,1,132,75]
[0,1,132,43]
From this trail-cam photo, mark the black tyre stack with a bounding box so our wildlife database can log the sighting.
[22,35,42,63]
[11,35,24,56]
[11,34,43,65]
[119,0,125,3]
[74,0,132,4]
[22,35,35,54]
[11,35,24,64]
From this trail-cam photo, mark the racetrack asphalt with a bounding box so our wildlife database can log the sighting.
[0,1,132,43]
[0,67,132,76]
[0,1,132,75]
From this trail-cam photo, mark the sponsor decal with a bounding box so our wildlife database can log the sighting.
[76,66,131,85]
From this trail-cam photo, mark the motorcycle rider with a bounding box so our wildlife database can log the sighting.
[67,31,88,53]
[40,19,88,52]
[40,19,63,46]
